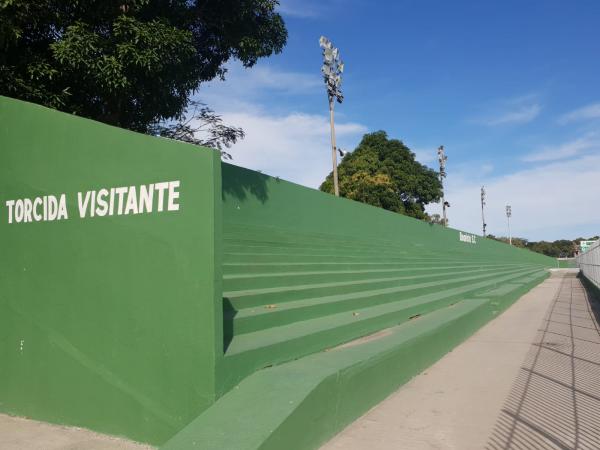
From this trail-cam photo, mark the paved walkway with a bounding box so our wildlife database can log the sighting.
[487,272,600,450]
[0,414,154,449]
[322,270,600,450]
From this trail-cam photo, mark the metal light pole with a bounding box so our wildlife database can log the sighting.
[319,36,344,197]
[437,146,448,226]
[481,186,487,237]
[506,205,512,245]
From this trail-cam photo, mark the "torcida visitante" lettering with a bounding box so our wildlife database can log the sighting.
[4,180,180,224]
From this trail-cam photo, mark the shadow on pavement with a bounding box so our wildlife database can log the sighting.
[486,272,600,450]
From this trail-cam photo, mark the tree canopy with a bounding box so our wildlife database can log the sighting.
[487,235,599,258]
[320,131,443,220]
[0,0,287,132]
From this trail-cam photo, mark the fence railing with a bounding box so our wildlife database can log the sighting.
[576,240,600,289]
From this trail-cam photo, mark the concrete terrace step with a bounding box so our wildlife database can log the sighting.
[222,235,479,257]
[518,272,551,283]
[224,252,477,264]
[222,263,534,292]
[225,267,542,353]
[225,267,540,334]
[223,252,510,264]
[224,223,439,246]
[223,265,534,310]
[163,297,495,450]
[221,268,545,389]
[222,224,470,253]
[222,261,526,275]
[223,243,454,258]
[222,262,528,278]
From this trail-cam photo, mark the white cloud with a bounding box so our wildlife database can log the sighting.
[277,0,349,18]
[559,103,600,124]
[471,94,542,126]
[218,111,367,188]
[231,65,321,93]
[411,147,436,165]
[479,103,541,126]
[481,163,494,175]
[278,0,324,17]
[428,154,600,241]
[521,133,599,162]
[198,63,321,112]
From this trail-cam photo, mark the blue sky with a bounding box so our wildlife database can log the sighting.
[199,0,600,241]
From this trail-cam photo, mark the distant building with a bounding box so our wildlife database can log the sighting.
[580,240,598,254]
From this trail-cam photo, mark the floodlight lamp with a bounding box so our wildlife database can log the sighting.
[320,35,344,104]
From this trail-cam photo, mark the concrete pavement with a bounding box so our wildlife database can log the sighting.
[0,414,154,450]
[486,271,600,450]
[322,270,599,450]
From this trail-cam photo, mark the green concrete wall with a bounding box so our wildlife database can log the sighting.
[219,164,555,391]
[0,97,223,445]
[1,98,557,449]
[161,164,555,450]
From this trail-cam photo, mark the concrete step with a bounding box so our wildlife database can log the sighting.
[226,267,539,335]
[222,261,524,276]
[163,296,495,450]
[222,263,531,292]
[223,251,488,264]
[222,268,543,389]
[223,265,531,310]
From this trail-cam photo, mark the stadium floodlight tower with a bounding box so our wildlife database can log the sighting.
[481,186,487,237]
[506,204,512,245]
[437,145,449,226]
[319,35,344,197]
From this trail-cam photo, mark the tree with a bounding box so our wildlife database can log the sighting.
[150,100,244,159]
[528,239,576,258]
[487,235,599,258]
[320,131,443,220]
[428,214,445,225]
[0,0,287,133]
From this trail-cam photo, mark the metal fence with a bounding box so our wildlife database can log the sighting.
[576,240,600,289]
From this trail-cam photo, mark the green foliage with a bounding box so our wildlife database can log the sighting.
[0,0,287,132]
[149,100,244,159]
[487,235,600,258]
[320,131,443,220]
[528,239,574,257]
[427,213,445,225]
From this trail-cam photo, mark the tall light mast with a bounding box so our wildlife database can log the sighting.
[481,186,487,237]
[319,36,344,197]
[506,205,512,245]
[437,145,448,226]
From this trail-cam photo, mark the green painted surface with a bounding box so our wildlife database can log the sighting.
[219,164,555,392]
[0,97,223,445]
[152,162,554,450]
[1,98,557,449]
[162,269,549,450]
